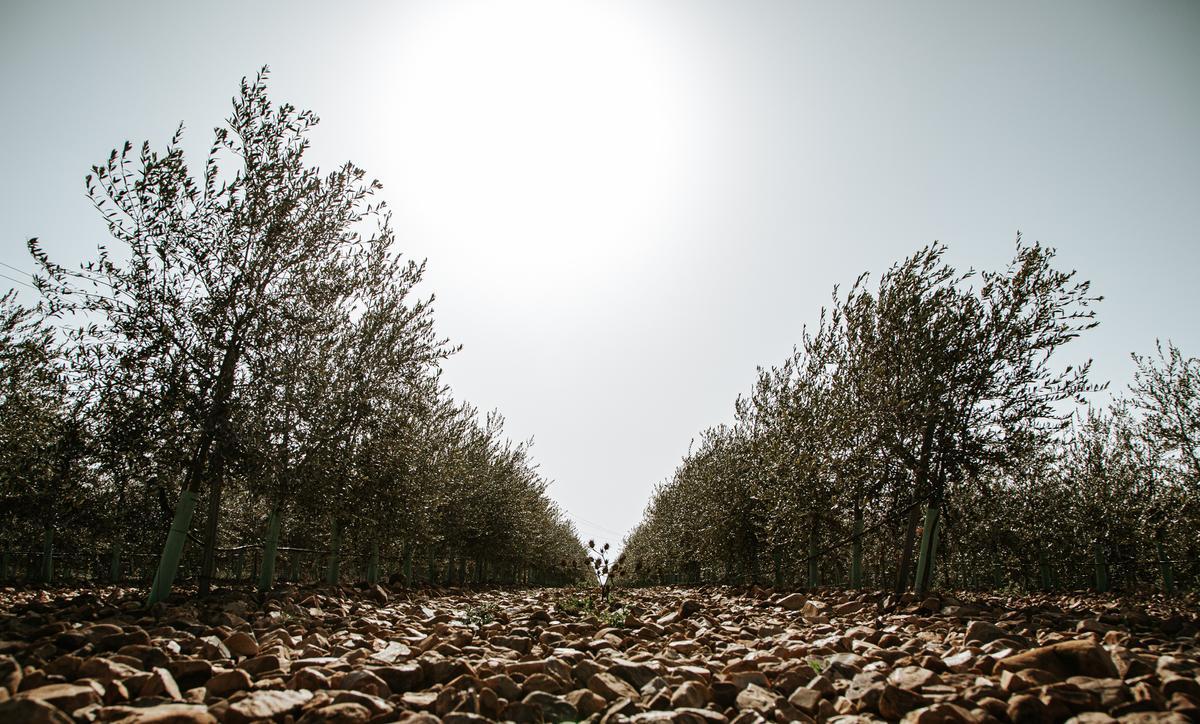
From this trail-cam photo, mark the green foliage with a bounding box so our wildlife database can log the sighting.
[622,240,1199,592]
[3,69,590,589]
[464,602,499,628]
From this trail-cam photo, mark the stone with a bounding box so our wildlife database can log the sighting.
[339,669,390,698]
[0,698,72,724]
[734,683,778,714]
[370,640,412,664]
[888,666,941,690]
[206,668,252,698]
[16,682,103,711]
[1007,693,1049,724]
[297,702,373,723]
[590,672,641,701]
[678,600,702,619]
[79,656,140,683]
[239,653,283,677]
[566,688,608,717]
[673,707,729,723]
[878,683,931,719]
[166,659,213,690]
[671,681,710,709]
[778,593,807,611]
[501,701,545,723]
[140,667,183,700]
[996,640,1119,679]
[224,689,314,724]
[899,703,975,723]
[222,631,258,658]
[524,690,578,722]
[483,674,522,701]
[800,601,830,621]
[290,667,331,691]
[375,663,424,693]
[492,635,533,654]
[106,703,217,723]
[1,656,24,695]
[609,659,659,690]
[964,621,1007,645]
[844,671,886,713]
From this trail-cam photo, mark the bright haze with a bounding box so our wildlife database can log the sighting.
[2,1,1198,548]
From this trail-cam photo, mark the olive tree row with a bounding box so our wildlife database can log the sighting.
[2,69,588,600]
[618,240,1198,593]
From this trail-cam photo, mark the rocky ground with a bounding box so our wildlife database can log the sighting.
[1,584,1198,723]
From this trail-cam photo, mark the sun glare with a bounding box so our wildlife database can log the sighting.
[383,0,706,302]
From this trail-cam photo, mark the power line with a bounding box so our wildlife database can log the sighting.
[0,260,35,276]
[0,272,38,291]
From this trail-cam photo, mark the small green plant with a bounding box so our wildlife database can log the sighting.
[807,658,824,675]
[599,606,627,628]
[556,593,595,615]
[465,602,499,627]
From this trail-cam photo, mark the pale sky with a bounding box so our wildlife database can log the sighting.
[3,0,1198,547]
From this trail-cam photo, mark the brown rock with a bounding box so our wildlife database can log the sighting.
[964,621,1006,645]
[206,669,252,698]
[609,659,659,690]
[524,690,578,722]
[79,656,140,683]
[239,653,283,677]
[590,672,641,701]
[566,688,607,717]
[888,666,941,690]
[225,689,314,724]
[900,703,975,723]
[734,683,778,714]
[787,686,822,714]
[673,708,729,723]
[16,682,103,711]
[878,683,931,719]
[800,601,830,621]
[0,656,22,696]
[107,703,217,723]
[140,667,183,701]
[296,702,372,723]
[777,593,807,611]
[483,673,522,701]
[1007,693,1049,724]
[338,669,390,698]
[374,663,424,693]
[166,659,212,690]
[0,698,72,724]
[844,671,886,713]
[996,639,1119,679]
[671,681,710,709]
[222,632,258,658]
[501,701,545,723]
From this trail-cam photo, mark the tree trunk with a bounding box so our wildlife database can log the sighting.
[258,507,281,593]
[894,503,921,595]
[147,490,199,606]
[914,503,941,594]
[325,518,343,586]
[850,505,864,589]
[40,528,54,583]
[159,337,242,601]
[197,448,229,594]
[1093,546,1108,592]
[110,543,122,582]
[367,541,380,585]
[807,511,820,588]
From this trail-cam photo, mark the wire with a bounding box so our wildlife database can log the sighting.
[0,272,38,291]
